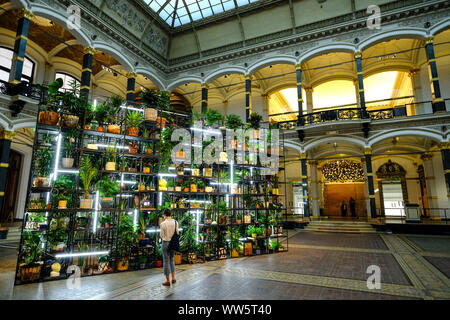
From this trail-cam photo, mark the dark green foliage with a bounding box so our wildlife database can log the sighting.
[20,231,42,266]
[118,214,138,257]
[225,114,243,129]
[247,112,263,130]
[204,109,223,126]
[96,176,120,198]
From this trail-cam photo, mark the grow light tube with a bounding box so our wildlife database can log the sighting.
[187,200,211,204]
[133,209,138,228]
[158,192,162,206]
[158,173,177,177]
[57,169,79,174]
[96,144,129,150]
[52,134,62,181]
[93,190,99,233]
[121,105,144,113]
[190,127,222,135]
[55,251,109,258]
[146,228,184,233]
[116,180,136,185]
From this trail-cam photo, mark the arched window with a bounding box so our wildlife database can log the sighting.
[55,72,80,91]
[0,47,35,83]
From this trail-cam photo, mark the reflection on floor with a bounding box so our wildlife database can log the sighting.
[1,230,449,300]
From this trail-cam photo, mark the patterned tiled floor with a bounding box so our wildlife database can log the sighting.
[1,231,449,300]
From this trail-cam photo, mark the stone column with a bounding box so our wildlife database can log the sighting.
[9,9,33,84]
[261,94,269,122]
[126,72,137,106]
[0,130,15,219]
[361,157,371,218]
[300,152,309,218]
[354,78,361,108]
[354,52,368,118]
[305,87,313,114]
[296,64,304,125]
[364,148,378,219]
[408,69,421,115]
[422,153,440,220]
[309,161,320,217]
[425,37,445,113]
[80,47,95,102]
[201,84,208,114]
[245,75,252,121]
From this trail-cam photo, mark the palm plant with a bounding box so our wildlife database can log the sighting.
[225,114,243,129]
[127,111,144,129]
[80,156,97,199]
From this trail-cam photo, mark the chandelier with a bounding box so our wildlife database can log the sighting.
[322,160,364,183]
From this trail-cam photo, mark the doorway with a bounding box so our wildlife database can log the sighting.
[381,182,405,217]
[1,150,22,223]
[324,183,366,218]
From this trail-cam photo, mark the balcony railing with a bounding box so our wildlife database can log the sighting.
[274,97,449,130]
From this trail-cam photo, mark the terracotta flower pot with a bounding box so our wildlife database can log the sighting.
[19,264,42,282]
[39,111,60,126]
[107,125,121,134]
[156,260,163,267]
[117,259,129,271]
[129,148,137,154]
[127,127,139,136]
[156,117,167,129]
[174,254,182,265]
[63,115,79,127]
[97,126,105,132]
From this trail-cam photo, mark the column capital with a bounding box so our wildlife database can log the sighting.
[304,86,313,93]
[245,74,252,81]
[0,130,15,141]
[364,148,372,155]
[426,37,434,45]
[421,153,433,161]
[354,51,362,59]
[308,160,319,167]
[439,142,450,151]
[17,9,34,20]
[126,72,137,79]
[300,152,307,160]
[295,64,301,70]
[408,69,420,77]
[84,47,96,55]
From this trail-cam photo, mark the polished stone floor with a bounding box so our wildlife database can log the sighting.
[1,230,449,300]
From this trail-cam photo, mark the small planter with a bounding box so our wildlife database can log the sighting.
[231,249,239,258]
[117,259,129,271]
[38,111,59,126]
[145,108,157,121]
[190,184,197,193]
[219,216,226,225]
[244,215,252,224]
[63,115,79,127]
[155,260,163,267]
[101,197,114,209]
[176,150,185,159]
[58,200,68,209]
[62,158,74,169]
[107,125,121,134]
[105,162,116,171]
[84,125,92,130]
[174,253,182,265]
[192,169,200,176]
[187,252,197,264]
[236,219,242,225]
[19,264,42,282]
[146,149,153,155]
[80,198,93,209]
[175,186,182,192]
[139,185,146,192]
[253,130,260,139]
[129,147,137,154]
[50,242,66,252]
[183,188,189,193]
[204,168,212,177]
[143,167,150,174]
[127,127,139,136]
[205,187,213,193]
[97,126,105,132]
[34,177,49,188]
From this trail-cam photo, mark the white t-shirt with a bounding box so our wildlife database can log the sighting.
[160,218,179,242]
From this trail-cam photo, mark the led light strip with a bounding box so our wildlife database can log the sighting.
[52,134,62,181]
[146,228,183,233]
[190,127,222,135]
[92,190,99,233]
[55,251,109,258]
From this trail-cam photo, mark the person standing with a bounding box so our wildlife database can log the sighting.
[341,201,347,217]
[350,197,356,218]
[160,209,179,286]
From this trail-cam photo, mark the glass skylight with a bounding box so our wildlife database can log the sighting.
[143,0,258,27]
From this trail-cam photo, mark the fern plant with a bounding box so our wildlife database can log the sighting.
[80,156,97,199]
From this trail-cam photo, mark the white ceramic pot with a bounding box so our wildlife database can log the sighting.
[62,158,74,169]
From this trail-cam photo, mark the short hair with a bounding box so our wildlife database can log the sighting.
[163,209,171,217]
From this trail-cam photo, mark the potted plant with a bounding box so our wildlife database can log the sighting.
[34,146,53,187]
[61,79,83,127]
[62,131,77,168]
[138,217,150,246]
[138,256,148,270]
[105,145,117,171]
[53,175,75,209]
[126,110,144,136]
[38,79,62,126]
[167,180,174,192]
[18,231,43,282]
[48,223,67,252]
[156,91,171,129]
[104,95,124,134]
[197,180,205,193]
[235,213,242,225]
[140,89,159,121]
[79,156,98,209]
[248,225,257,239]
[94,101,108,132]
[155,244,163,267]
[96,176,120,208]
[176,164,184,176]
[203,164,212,177]
[182,180,190,193]
[145,143,153,155]
[129,141,137,154]
[225,114,243,130]
[204,108,223,127]
[117,214,138,271]
[247,113,263,138]
[192,165,200,177]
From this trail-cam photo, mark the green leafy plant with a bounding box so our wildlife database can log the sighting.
[39,78,63,112]
[204,109,223,126]
[118,214,138,257]
[247,112,263,130]
[105,144,118,163]
[80,156,98,199]
[96,176,120,198]
[127,110,144,129]
[247,225,256,237]
[53,175,76,207]
[20,231,42,266]
[225,114,243,129]
[36,146,53,177]
[94,102,108,127]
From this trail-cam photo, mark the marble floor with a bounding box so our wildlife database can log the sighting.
[1,230,449,300]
